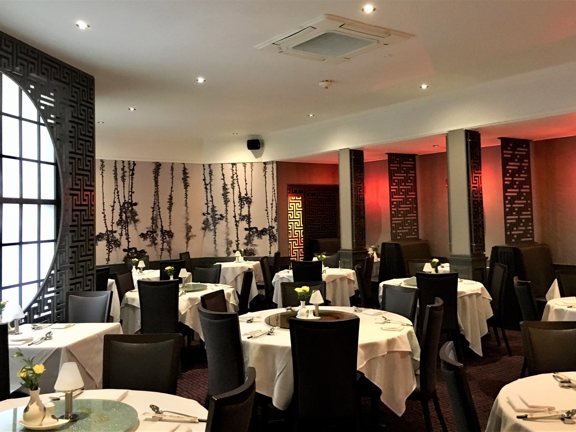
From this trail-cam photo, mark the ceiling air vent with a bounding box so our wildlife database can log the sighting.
[255,14,413,62]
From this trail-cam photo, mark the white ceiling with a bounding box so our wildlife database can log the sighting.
[1,0,576,164]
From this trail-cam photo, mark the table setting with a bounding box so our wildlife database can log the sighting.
[542,297,576,321]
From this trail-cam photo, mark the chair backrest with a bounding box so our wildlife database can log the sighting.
[179,251,192,271]
[159,259,186,281]
[355,256,376,308]
[513,278,540,321]
[103,333,182,394]
[415,272,458,336]
[238,270,253,315]
[201,290,228,312]
[439,341,481,432]
[281,281,327,307]
[137,279,180,333]
[66,290,112,323]
[520,320,576,375]
[289,314,360,430]
[407,259,428,277]
[556,268,576,297]
[198,306,246,397]
[95,267,111,291]
[193,265,222,283]
[205,367,256,432]
[322,253,340,268]
[259,256,274,299]
[489,263,508,320]
[0,323,9,400]
[112,271,135,303]
[291,260,322,282]
[381,284,418,322]
[419,298,444,397]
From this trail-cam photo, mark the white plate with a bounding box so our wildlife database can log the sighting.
[19,419,69,430]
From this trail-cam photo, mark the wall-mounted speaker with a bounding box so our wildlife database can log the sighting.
[247,138,262,150]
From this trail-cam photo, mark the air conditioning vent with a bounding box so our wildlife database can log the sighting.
[255,14,413,62]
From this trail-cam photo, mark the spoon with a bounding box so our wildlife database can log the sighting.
[149,404,203,420]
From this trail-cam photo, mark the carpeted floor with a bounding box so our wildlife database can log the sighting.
[177,329,524,431]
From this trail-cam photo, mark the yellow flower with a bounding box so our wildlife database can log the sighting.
[32,364,45,375]
[294,286,311,301]
[18,370,28,379]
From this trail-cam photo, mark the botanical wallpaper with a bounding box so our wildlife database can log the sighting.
[96,160,277,264]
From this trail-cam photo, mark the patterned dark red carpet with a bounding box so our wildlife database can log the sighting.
[177,330,524,431]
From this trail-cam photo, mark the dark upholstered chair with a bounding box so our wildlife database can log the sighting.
[112,271,135,303]
[193,265,222,284]
[281,281,327,307]
[378,240,432,282]
[514,278,541,321]
[520,320,576,375]
[137,279,179,333]
[103,333,182,394]
[439,341,481,432]
[487,263,512,355]
[0,324,9,401]
[201,290,228,312]
[252,256,276,310]
[159,259,186,281]
[381,284,418,322]
[355,256,376,308]
[66,290,112,323]
[289,314,360,431]
[291,260,322,282]
[556,268,576,297]
[205,367,256,432]
[95,266,111,291]
[238,270,253,315]
[198,306,245,398]
[179,251,193,272]
[408,298,447,432]
[322,252,340,268]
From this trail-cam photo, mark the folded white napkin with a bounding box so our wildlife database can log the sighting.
[239,313,260,322]
[8,334,34,345]
[244,329,269,339]
[507,394,555,412]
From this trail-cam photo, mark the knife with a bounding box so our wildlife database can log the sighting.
[148,414,207,423]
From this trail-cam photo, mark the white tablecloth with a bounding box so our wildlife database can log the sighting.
[380,278,493,356]
[271,268,358,307]
[131,269,162,289]
[121,284,238,336]
[107,278,121,322]
[542,297,576,321]
[240,306,420,416]
[215,261,262,301]
[8,323,123,393]
[486,372,576,432]
[0,389,207,431]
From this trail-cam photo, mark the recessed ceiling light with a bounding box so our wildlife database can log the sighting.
[196,76,206,84]
[432,144,439,148]
[128,107,136,111]
[75,20,90,31]
[362,3,376,14]
[420,83,430,90]
[232,132,239,136]
[308,113,315,118]
[97,121,105,124]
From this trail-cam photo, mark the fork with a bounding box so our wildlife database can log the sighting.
[28,331,53,345]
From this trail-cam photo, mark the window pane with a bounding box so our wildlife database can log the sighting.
[22,243,38,283]
[21,92,38,121]
[40,205,55,241]
[22,204,38,242]
[2,157,20,198]
[22,121,38,160]
[2,75,19,116]
[22,161,38,199]
[2,204,20,244]
[1,287,19,307]
[2,245,19,286]
[2,115,20,157]
[40,242,54,278]
[22,282,39,308]
[40,126,54,162]
[40,164,55,200]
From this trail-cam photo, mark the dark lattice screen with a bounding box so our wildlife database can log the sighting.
[0,31,95,322]
[467,131,485,254]
[287,193,304,260]
[500,137,534,244]
[388,153,419,240]
[349,149,366,249]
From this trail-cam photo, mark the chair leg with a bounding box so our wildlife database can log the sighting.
[520,358,527,377]
[420,400,433,432]
[501,327,512,356]
[492,324,501,346]
[432,394,448,432]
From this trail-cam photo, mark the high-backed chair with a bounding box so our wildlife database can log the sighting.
[408,298,447,432]
[381,284,418,322]
[487,263,512,355]
[322,252,340,268]
[280,281,327,307]
[95,266,111,291]
[159,259,186,281]
[0,323,9,401]
[201,290,228,313]
[514,278,540,321]
[193,265,222,284]
[179,251,193,272]
[556,268,576,297]
[355,256,376,308]
[137,279,179,333]
[66,290,112,323]
[291,260,322,282]
[520,320,576,375]
[103,333,182,394]
[198,306,246,398]
[238,270,253,315]
[289,314,360,431]
[439,341,481,432]
[253,256,275,310]
[112,271,135,304]
[205,367,256,432]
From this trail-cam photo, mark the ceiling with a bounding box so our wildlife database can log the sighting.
[1,0,576,164]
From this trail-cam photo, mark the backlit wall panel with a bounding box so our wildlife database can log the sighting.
[388,153,419,240]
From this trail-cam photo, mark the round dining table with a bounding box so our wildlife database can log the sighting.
[486,372,576,431]
[240,306,420,416]
[542,297,576,321]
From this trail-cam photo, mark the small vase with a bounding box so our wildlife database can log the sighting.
[297,301,309,319]
[22,389,47,426]
[169,275,174,280]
